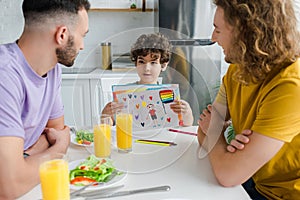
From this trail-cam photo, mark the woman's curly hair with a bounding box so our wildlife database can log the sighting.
[214,0,300,84]
[130,33,172,64]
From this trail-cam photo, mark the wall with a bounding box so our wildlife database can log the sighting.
[75,11,156,69]
[0,0,156,69]
[0,0,23,43]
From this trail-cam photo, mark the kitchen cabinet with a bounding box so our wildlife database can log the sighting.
[61,79,92,128]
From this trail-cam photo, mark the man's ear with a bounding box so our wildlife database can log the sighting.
[55,26,68,45]
[161,62,169,71]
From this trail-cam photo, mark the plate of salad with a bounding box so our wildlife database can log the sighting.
[71,129,94,147]
[69,155,127,190]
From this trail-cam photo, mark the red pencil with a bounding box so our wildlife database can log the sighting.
[168,128,197,136]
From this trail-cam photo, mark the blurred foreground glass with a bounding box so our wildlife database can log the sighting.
[39,153,70,200]
[93,114,112,157]
[116,109,133,153]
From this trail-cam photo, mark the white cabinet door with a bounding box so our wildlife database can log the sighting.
[90,79,102,119]
[61,79,92,127]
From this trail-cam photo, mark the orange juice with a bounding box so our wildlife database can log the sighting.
[94,124,111,157]
[116,113,133,152]
[39,159,70,200]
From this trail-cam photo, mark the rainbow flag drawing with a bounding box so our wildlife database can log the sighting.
[159,89,174,113]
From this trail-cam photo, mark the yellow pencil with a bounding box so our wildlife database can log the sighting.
[135,139,176,146]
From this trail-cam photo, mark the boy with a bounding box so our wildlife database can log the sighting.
[102,33,193,126]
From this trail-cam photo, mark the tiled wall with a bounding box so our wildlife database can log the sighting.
[0,0,156,69]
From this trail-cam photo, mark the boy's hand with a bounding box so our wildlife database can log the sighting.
[170,100,190,114]
[227,129,252,153]
[102,102,124,117]
[170,100,193,126]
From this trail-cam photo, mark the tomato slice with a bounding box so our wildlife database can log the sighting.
[70,177,96,185]
[100,159,106,164]
[80,165,88,170]
[83,140,91,145]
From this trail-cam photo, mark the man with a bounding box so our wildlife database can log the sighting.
[198,0,300,199]
[0,0,90,198]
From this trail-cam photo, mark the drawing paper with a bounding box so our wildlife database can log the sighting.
[112,84,182,130]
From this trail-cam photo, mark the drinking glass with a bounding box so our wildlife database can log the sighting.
[93,114,112,157]
[39,153,69,200]
[116,109,133,153]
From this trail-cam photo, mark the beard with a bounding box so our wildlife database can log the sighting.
[224,55,232,63]
[56,35,77,67]
[224,48,233,64]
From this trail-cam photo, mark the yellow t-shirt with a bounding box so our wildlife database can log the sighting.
[217,59,300,199]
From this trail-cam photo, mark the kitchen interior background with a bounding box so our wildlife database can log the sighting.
[0,0,230,124]
[1,0,299,125]
[0,0,159,69]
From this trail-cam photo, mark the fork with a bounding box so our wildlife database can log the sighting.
[70,182,97,197]
[70,127,76,135]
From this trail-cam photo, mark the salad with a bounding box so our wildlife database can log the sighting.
[69,155,116,186]
[75,129,94,145]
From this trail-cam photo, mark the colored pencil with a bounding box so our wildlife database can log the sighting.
[168,128,197,136]
[135,139,177,146]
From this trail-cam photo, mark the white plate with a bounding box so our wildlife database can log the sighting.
[70,134,94,147]
[69,159,127,190]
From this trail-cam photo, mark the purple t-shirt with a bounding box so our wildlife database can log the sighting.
[0,42,64,150]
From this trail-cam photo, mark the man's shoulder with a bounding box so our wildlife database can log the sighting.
[0,43,20,69]
[0,42,17,56]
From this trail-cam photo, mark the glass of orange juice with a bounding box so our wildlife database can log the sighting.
[39,153,69,200]
[93,114,111,158]
[116,109,133,153]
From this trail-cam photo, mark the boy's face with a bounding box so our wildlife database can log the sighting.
[136,53,166,84]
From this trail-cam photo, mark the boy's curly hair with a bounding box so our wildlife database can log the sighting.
[130,33,172,64]
[214,0,300,84]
